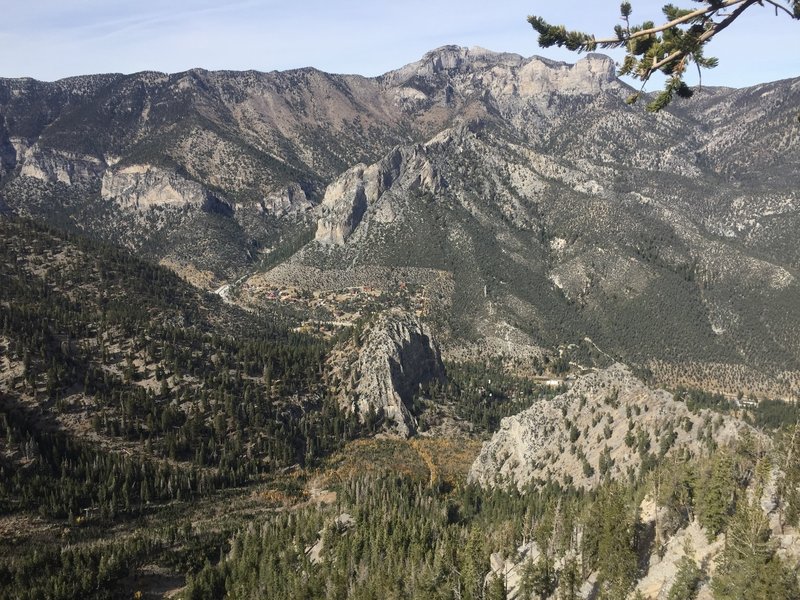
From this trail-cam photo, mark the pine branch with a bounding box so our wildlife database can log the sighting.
[591,0,748,44]
[528,0,749,52]
[762,0,798,17]
[643,0,755,78]
[529,0,798,110]
[528,0,800,109]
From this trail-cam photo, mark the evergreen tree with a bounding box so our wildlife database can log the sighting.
[486,574,507,600]
[697,451,735,539]
[528,1,800,111]
[667,538,703,600]
[461,529,488,600]
[583,484,639,599]
[557,556,580,600]
[520,555,556,599]
[711,495,800,599]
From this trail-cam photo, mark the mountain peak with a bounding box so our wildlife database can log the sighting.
[384,45,619,95]
[386,45,526,83]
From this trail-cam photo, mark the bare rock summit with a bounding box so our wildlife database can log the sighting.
[469,364,757,489]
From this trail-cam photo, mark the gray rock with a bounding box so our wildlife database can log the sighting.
[101,163,232,213]
[315,146,440,245]
[306,512,356,565]
[469,364,760,490]
[19,145,105,185]
[332,311,446,437]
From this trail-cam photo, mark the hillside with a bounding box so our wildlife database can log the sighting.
[0,217,545,598]
[2,45,800,599]
[0,217,363,508]
[173,367,800,600]
[468,364,754,490]
[1,221,799,598]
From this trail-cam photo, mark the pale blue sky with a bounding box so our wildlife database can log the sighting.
[1,0,797,87]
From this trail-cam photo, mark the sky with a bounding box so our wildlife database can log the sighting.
[1,0,798,88]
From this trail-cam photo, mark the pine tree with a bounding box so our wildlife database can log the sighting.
[697,451,735,539]
[527,1,800,111]
[667,537,703,600]
[486,574,507,600]
[558,556,580,600]
[520,555,556,599]
[461,528,488,600]
[583,483,639,599]
[711,495,800,600]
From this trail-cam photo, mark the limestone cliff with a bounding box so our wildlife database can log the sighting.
[385,46,617,103]
[101,164,232,214]
[19,145,105,185]
[314,164,369,246]
[261,182,314,217]
[315,146,440,245]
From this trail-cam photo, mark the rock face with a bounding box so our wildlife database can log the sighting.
[261,182,314,217]
[331,311,446,437]
[101,164,232,213]
[468,364,754,489]
[306,512,355,565]
[315,146,440,245]
[19,146,105,185]
[633,518,723,600]
[314,164,370,245]
[385,46,617,102]
[484,541,543,600]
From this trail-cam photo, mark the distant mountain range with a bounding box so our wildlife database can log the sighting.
[2,45,799,396]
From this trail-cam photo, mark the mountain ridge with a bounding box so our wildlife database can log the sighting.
[2,45,799,396]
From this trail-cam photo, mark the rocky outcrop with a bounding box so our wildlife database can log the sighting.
[386,46,616,96]
[633,517,722,600]
[260,182,314,217]
[484,541,543,600]
[101,164,232,213]
[315,145,441,245]
[19,145,105,185]
[385,46,619,116]
[330,311,446,437]
[514,53,617,96]
[314,164,370,245]
[469,364,756,489]
[386,45,527,83]
[0,131,16,178]
[305,513,355,565]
